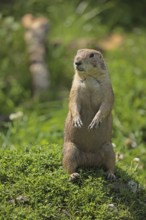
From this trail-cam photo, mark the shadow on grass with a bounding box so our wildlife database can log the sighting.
[73,167,146,220]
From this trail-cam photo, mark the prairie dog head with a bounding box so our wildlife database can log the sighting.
[74,49,107,78]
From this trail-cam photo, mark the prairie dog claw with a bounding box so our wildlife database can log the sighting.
[73,117,83,128]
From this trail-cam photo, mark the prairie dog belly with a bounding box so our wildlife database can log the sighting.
[78,78,102,122]
[65,78,111,152]
[65,112,112,153]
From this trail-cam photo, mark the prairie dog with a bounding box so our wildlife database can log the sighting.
[63,49,115,181]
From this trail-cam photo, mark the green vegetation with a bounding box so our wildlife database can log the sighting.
[0,1,146,219]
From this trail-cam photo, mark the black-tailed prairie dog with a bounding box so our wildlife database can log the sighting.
[63,49,115,181]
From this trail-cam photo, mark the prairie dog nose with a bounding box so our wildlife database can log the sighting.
[75,61,82,66]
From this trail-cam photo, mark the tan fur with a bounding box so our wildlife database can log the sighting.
[63,49,115,180]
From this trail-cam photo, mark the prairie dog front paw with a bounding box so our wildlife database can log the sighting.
[73,116,83,128]
[88,116,102,129]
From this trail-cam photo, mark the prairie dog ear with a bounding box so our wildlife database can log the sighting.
[98,53,103,59]
[94,51,102,58]
[77,49,84,54]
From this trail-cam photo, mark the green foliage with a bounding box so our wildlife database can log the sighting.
[100,0,146,29]
[0,1,109,113]
[108,32,146,153]
[0,16,31,114]
[1,1,146,113]
[0,101,67,148]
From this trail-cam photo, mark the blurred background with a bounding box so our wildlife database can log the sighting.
[0,0,146,151]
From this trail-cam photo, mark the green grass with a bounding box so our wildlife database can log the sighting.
[0,145,146,219]
[1,27,146,219]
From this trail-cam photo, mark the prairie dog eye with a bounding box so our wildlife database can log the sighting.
[89,53,94,58]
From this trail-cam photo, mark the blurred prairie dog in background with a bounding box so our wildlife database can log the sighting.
[63,49,115,181]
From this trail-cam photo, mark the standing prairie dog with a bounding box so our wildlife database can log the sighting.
[63,49,115,181]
